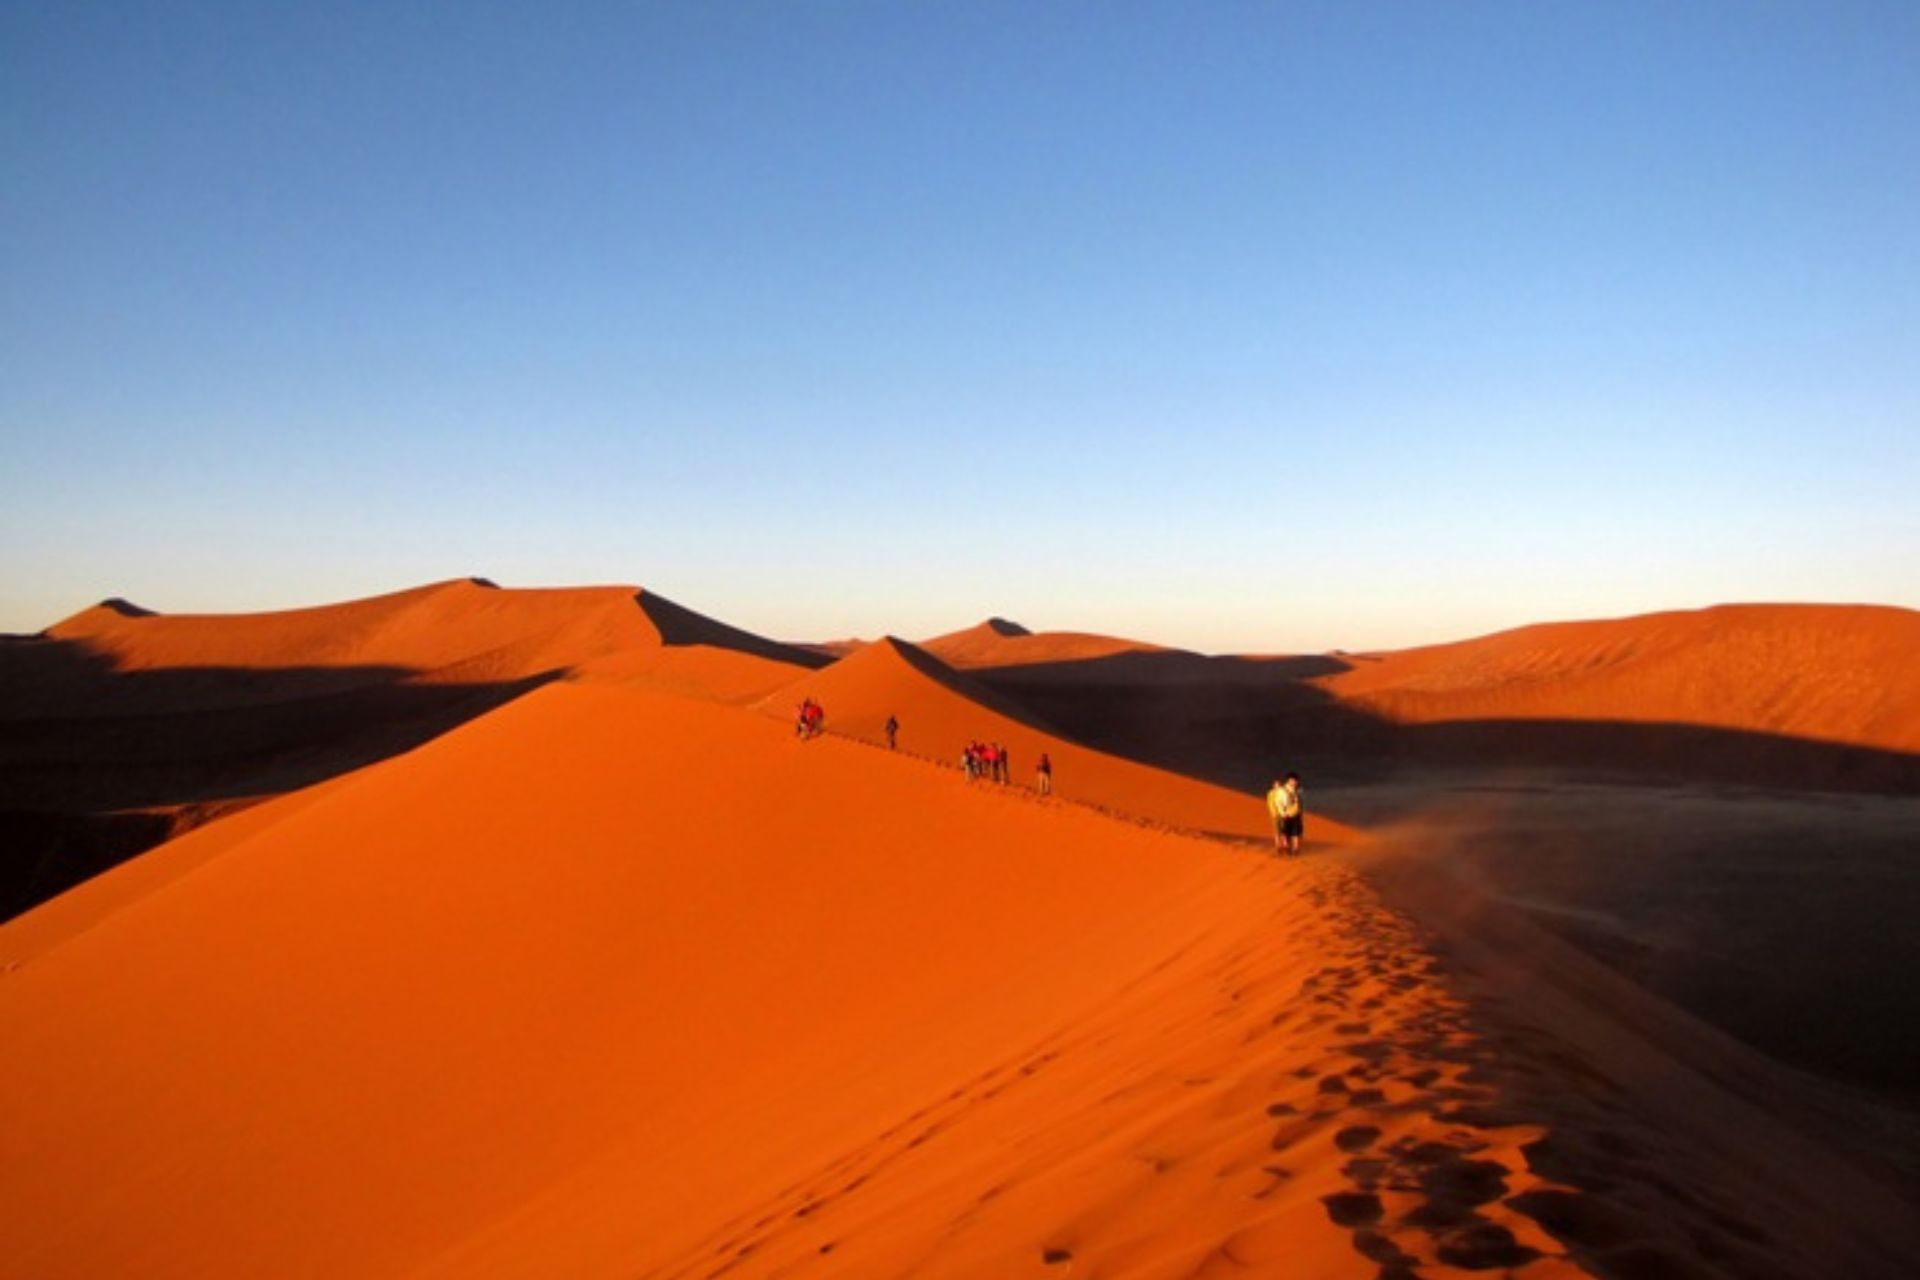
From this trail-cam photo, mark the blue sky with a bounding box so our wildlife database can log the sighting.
[3,2,1916,651]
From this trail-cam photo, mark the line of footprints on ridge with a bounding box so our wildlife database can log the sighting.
[1284,877,1549,1278]
[685,871,1600,1279]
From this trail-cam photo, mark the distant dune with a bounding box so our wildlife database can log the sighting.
[921,616,1169,670]
[796,637,871,659]
[1318,603,1920,755]
[954,605,1920,794]
[34,577,825,698]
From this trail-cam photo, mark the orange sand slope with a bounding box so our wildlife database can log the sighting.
[1321,604,1920,754]
[1,577,820,816]
[32,577,823,706]
[6,682,1912,1279]
[1,579,829,918]
[922,617,1172,672]
[963,603,1920,794]
[765,636,1351,844]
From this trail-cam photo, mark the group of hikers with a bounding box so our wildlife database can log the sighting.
[793,696,1302,853]
[962,741,1053,793]
[963,740,1004,781]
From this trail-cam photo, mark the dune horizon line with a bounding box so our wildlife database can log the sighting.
[19,573,1919,660]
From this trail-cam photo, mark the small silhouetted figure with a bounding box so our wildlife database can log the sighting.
[1036,752,1053,796]
[885,714,899,750]
[998,743,1011,785]
[1266,772,1304,855]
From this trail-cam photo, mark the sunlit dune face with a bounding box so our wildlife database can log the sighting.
[1315,604,1920,753]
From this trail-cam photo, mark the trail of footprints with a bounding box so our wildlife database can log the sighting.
[669,862,1782,1278]
[1281,872,1795,1280]
[1270,875,1557,1276]
[680,1044,1075,1279]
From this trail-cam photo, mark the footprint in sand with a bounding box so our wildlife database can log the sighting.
[1334,1124,1382,1152]
[1321,1191,1385,1228]
[1505,1188,1639,1253]
[1433,1220,1539,1269]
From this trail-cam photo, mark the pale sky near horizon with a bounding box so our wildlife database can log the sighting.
[3,3,1916,653]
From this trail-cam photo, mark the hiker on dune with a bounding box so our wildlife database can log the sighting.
[1266,772,1304,856]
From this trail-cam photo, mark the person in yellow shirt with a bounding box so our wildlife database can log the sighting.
[1265,772,1304,856]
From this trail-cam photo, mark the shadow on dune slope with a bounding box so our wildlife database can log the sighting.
[0,636,560,919]
[981,651,1920,795]
[969,649,1920,1099]
[2,582,831,920]
[636,590,832,669]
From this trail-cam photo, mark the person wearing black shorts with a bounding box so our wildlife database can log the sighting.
[1266,772,1305,855]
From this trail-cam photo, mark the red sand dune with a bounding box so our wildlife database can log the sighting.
[0,580,828,919]
[921,617,1171,672]
[798,638,872,659]
[765,636,1349,844]
[31,577,821,708]
[5,681,1912,1278]
[1319,604,1920,754]
[962,604,1920,796]
[0,683,1385,1279]
[4,577,822,799]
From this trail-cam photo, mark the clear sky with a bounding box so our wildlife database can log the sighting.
[3,2,1916,652]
